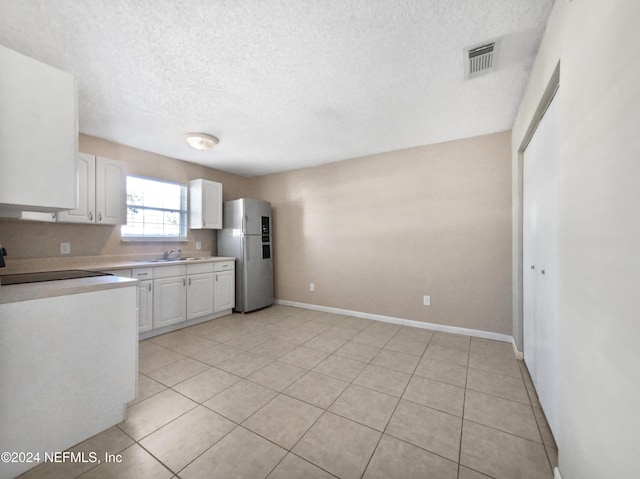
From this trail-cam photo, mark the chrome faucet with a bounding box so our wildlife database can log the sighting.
[162,248,181,260]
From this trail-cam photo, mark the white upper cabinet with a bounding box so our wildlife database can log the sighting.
[57,153,96,223]
[95,156,127,224]
[189,179,223,229]
[57,154,126,225]
[0,45,77,216]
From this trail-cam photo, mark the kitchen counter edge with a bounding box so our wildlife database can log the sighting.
[0,256,236,275]
[0,276,138,305]
[90,256,236,272]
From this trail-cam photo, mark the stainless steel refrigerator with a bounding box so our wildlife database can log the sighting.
[217,198,274,312]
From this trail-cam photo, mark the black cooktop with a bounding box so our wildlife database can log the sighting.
[0,270,112,285]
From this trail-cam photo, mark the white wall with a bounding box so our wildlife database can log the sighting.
[512,0,640,477]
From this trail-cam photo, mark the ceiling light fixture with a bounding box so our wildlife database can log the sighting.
[184,132,219,151]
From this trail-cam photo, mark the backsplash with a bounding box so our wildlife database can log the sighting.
[0,216,214,260]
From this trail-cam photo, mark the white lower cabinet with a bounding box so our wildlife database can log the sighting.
[131,268,154,334]
[187,272,215,320]
[127,260,234,338]
[138,280,153,333]
[214,269,235,312]
[0,284,136,479]
[153,275,187,328]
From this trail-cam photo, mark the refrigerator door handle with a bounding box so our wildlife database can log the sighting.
[242,215,247,233]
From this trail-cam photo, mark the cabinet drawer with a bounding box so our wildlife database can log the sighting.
[214,261,234,272]
[153,265,187,279]
[131,268,153,280]
[186,262,214,275]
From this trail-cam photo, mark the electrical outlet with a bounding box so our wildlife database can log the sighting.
[196,241,202,250]
[60,242,71,255]
[423,295,431,306]
[310,283,315,292]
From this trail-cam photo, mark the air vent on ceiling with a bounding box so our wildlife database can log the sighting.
[464,41,498,80]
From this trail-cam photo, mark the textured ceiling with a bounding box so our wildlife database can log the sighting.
[0,0,553,177]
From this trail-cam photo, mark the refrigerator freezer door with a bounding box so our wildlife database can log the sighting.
[218,198,274,313]
[222,198,272,235]
[242,199,271,235]
[241,235,274,311]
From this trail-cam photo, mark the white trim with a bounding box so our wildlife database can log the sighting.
[275,299,514,344]
[512,339,524,359]
[138,309,232,340]
[554,467,563,479]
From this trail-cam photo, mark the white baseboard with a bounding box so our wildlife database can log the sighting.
[554,467,563,479]
[275,299,514,344]
[512,340,524,360]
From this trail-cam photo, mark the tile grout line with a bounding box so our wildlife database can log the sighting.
[457,345,471,478]
[518,361,557,473]
[145,315,461,476]
[125,309,335,478]
[224,313,392,478]
[357,328,438,479]
[351,324,414,479]
[54,307,535,479]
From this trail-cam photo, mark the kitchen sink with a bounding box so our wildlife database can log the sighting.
[136,259,180,263]
[136,257,214,263]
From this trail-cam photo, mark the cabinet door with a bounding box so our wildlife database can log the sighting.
[187,272,214,320]
[57,153,96,223]
[214,270,235,312]
[153,276,186,328]
[96,156,126,225]
[138,280,153,333]
[202,181,222,229]
[0,45,77,214]
[189,179,222,229]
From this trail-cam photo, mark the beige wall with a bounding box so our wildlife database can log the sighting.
[512,0,640,477]
[0,134,249,265]
[1,132,513,337]
[252,131,513,335]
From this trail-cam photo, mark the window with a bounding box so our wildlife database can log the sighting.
[121,176,187,240]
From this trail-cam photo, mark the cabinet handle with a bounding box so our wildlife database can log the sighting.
[98,212,102,222]
[148,283,151,292]
[89,211,93,221]
[188,277,192,286]
[183,278,186,287]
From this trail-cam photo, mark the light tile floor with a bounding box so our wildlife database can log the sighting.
[19,305,557,479]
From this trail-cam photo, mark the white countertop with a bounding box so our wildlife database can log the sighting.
[0,255,235,275]
[0,255,235,304]
[0,275,138,304]
[78,256,236,272]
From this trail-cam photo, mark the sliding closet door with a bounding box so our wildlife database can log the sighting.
[523,90,559,437]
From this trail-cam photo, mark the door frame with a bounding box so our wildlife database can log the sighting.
[522,85,560,437]
[513,62,560,353]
